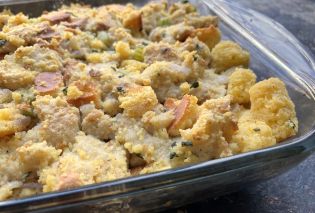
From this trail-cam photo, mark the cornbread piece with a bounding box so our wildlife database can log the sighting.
[140,61,190,101]
[39,134,129,192]
[13,44,63,73]
[140,2,167,33]
[0,108,31,137]
[177,107,233,164]
[115,114,172,172]
[17,141,61,172]
[227,68,256,104]
[189,25,221,50]
[0,22,50,54]
[211,41,250,73]
[81,108,115,140]
[118,85,158,118]
[0,59,36,90]
[120,60,147,73]
[33,96,80,149]
[144,42,180,64]
[249,78,298,141]
[232,118,276,153]
[142,110,175,135]
[149,23,194,43]
[0,135,26,201]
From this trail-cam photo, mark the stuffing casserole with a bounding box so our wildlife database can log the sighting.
[0,1,298,200]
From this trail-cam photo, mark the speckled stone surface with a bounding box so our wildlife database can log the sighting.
[167,0,315,212]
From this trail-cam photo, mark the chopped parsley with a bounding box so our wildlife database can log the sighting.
[171,142,177,147]
[170,152,178,159]
[253,128,261,132]
[161,47,170,54]
[195,43,201,50]
[181,141,193,147]
[62,87,68,95]
[116,86,125,93]
[181,0,189,3]
[193,54,198,61]
[288,119,296,130]
[142,41,149,46]
[22,172,31,180]
[190,81,199,88]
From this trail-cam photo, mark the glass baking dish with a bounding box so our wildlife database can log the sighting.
[0,0,315,212]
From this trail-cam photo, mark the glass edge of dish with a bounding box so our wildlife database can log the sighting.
[1,0,315,210]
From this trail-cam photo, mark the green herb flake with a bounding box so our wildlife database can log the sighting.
[190,81,199,89]
[288,119,296,130]
[62,87,68,95]
[181,141,193,147]
[170,152,178,159]
[116,86,125,93]
[0,39,7,47]
[193,54,198,61]
[142,41,149,46]
[161,47,170,54]
[181,0,189,3]
[22,172,31,180]
[195,43,201,51]
[253,128,261,132]
[171,142,177,147]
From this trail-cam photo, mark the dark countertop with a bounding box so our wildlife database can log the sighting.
[168,0,315,212]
